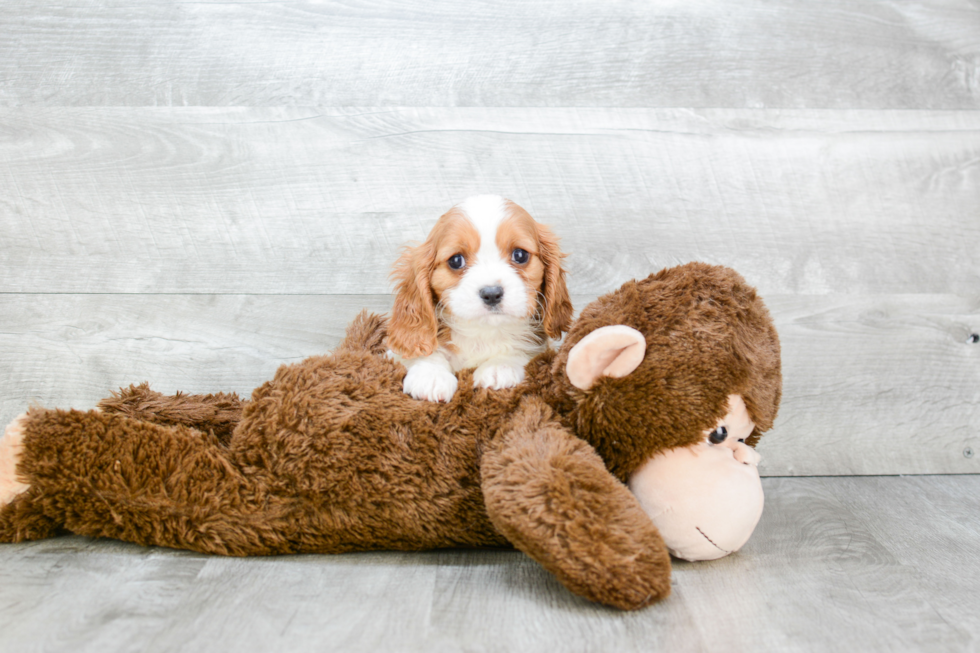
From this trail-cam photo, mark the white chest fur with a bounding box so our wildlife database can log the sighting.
[441,315,547,371]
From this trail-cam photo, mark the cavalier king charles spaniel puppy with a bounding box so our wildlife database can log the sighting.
[387,195,573,402]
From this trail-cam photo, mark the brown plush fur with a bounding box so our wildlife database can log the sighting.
[0,263,780,610]
[558,263,782,480]
[98,384,245,443]
[481,399,672,607]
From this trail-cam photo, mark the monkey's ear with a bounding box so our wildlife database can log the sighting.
[387,243,439,358]
[565,326,646,390]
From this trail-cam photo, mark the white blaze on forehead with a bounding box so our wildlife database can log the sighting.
[457,194,508,263]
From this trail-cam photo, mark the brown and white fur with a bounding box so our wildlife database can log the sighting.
[387,195,572,402]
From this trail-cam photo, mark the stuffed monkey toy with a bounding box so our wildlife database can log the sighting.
[0,262,780,610]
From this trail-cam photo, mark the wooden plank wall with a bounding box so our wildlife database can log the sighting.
[1,0,978,475]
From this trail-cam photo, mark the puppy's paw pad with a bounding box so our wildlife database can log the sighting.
[403,365,458,402]
[474,364,525,390]
[0,414,30,507]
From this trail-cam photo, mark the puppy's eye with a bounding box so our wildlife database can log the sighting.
[512,248,529,264]
[448,254,465,270]
[708,426,728,444]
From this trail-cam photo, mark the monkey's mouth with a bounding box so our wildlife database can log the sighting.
[695,526,731,555]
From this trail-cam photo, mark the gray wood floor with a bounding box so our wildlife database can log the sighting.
[1,475,978,653]
[1,0,979,650]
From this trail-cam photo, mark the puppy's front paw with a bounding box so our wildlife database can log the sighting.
[474,363,525,390]
[0,413,30,507]
[403,363,458,402]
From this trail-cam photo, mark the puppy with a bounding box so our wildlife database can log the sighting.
[387,195,573,402]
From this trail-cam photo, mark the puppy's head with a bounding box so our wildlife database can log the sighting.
[388,195,572,358]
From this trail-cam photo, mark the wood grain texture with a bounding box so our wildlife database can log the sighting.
[1,476,977,652]
[1,0,978,109]
[1,293,977,476]
[0,294,392,422]
[824,475,980,643]
[766,293,980,475]
[2,107,978,296]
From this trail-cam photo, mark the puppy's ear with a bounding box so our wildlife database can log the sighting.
[387,243,439,358]
[537,224,573,339]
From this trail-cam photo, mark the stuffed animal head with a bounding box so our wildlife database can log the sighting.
[627,428,764,561]
[551,262,781,560]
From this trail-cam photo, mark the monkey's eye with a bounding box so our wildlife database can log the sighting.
[708,426,728,444]
[512,248,529,264]
[448,254,466,270]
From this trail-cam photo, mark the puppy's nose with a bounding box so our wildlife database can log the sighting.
[479,285,504,306]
